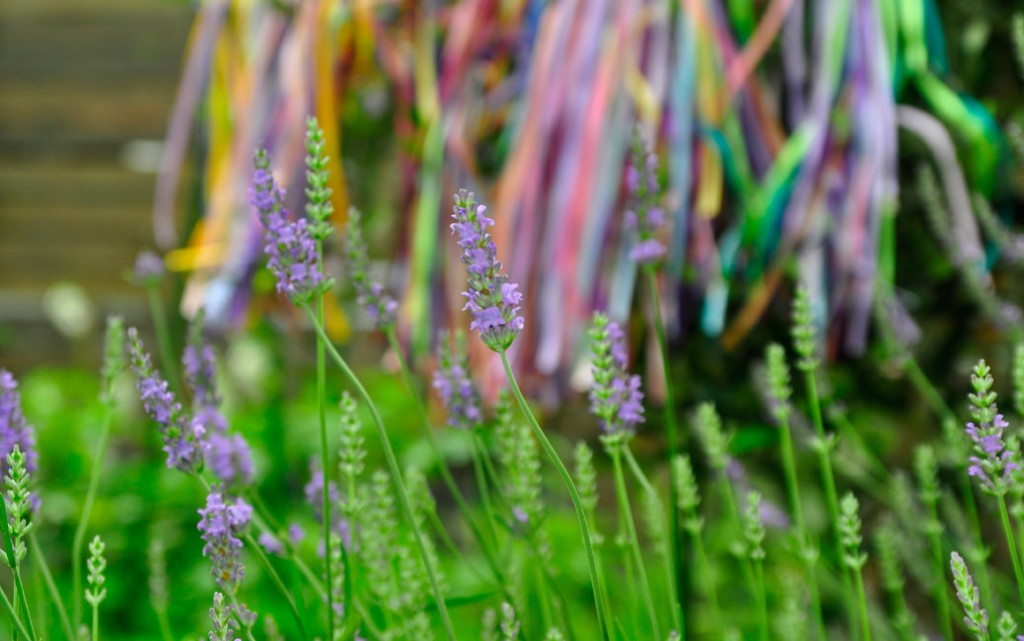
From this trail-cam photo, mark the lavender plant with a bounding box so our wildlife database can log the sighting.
[743,491,769,641]
[451,189,609,640]
[951,550,990,641]
[964,360,1024,606]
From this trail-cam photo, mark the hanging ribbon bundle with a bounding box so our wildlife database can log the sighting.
[153,0,1014,388]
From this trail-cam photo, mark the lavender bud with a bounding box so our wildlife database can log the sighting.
[344,207,398,329]
[791,286,819,372]
[304,117,334,240]
[432,331,483,429]
[951,550,989,637]
[672,455,702,534]
[694,403,730,472]
[764,343,792,423]
[997,610,1019,641]
[304,464,341,525]
[743,491,766,562]
[101,316,127,400]
[574,441,599,514]
[208,592,236,641]
[500,602,520,641]
[450,190,524,352]
[84,535,108,607]
[3,446,30,567]
[338,392,366,482]
[197,486,252,589]
[965,360,1019,495]
[839,492,867,570]
[588,313,645,436]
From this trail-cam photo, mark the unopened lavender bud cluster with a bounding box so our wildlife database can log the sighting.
[432,331,483,429]
[624,135,666,265]
[588,313,645,436]
[197,486,253,590]
[127,329,201,472]
[0,370,38,477]
[251,147,327,303]
[965,359,1019,495]
[344,207,398,329]
[450,190,524,352]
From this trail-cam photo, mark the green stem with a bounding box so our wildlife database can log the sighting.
[155,604,174,641]
[244,533,308,640]
[803,368,857,640]
[610,446,661,640]
[622,446,683,635]
[853,566,872,641]
[469,435,500,552]
[778,415,827,640]
[645,269,684,621]
[753,560,769,641]
[686,523,722,636]
[0,584,30,641]
[384,328,507,588]
[91,600,98,641]
[27,533,73,641]
[307,308,456,641]
[923,500,954,641]
[72,400,114,629]
[499,351,611,641]
[314,290,335,641]
[998,495,1024,609]
[146,286,181,393]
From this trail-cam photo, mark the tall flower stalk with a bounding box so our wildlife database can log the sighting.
[344,206,506,590]
[625,136,683,614]
[839,493,871,641]
[302,118,337,641]
[764,343,826,640]
[72,317,124,632]
[743,491,769,641]
[963,359,1024,608]
[590,312,682,636]
[450,190,610,641]
[913,445,954,641]
[791,286,857,635]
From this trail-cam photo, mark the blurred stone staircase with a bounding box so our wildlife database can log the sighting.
[0,0,193,367]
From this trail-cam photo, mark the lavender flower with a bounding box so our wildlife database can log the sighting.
[183,328,219,410]
[184,321,255,488]
[197,486,253,589]
[127,328,202,472]
[450,190,524,352]
[432,331,483,429]
[251,147,327,303]
[208,592,237,641]
[0,370,38,476]
[206,433,254,488]
[304,465,341,525]
[344,207,398,329]
[133,250,165,285]
[624,135,666,266]
[965,360,1019,495]
[588,313,645,436]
